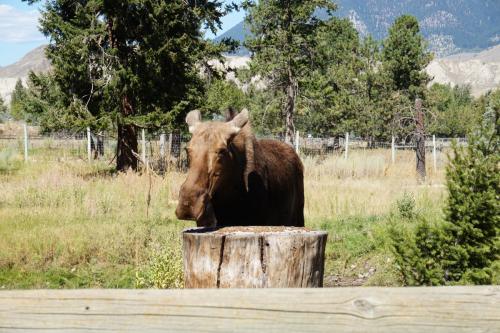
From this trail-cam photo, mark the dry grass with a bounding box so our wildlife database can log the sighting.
[0,145,448,288]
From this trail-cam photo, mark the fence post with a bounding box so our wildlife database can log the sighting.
[433,135,437,172]
[295,131,300,154]
[344,132,349,160]
[141,128,146,165]
[391,136,395,164]
[160,133,166,158]
[23,123,28,162]
[86,127,91,163]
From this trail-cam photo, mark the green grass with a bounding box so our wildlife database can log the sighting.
[0,146,447,288]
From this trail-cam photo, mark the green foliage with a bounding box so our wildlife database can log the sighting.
[243,0,337,140]
[0,95,8,122]
[136,244,184,289]
[299,18,363,137]
[382,15,432,99]
[390,94,499,285]
[24,0,231,170]
[427,83,483,137]
[204,79,247,117]
[9,79,27,121]
[396,192,416,219]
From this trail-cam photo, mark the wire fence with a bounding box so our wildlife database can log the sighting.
[0,124,466,173]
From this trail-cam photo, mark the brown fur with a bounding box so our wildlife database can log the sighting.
[175,110,304,227]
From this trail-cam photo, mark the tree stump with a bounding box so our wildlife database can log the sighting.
[182,226,328,288]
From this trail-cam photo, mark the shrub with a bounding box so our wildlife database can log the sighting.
[135,244,184,289]
[390,97,499,285]
[396,192,416,219]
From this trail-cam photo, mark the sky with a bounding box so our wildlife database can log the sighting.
[0,0,245,67]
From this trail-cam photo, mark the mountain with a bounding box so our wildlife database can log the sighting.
[0,45,50,78]
[427,44,500,96]
[215,0,500,57]
[0,45,50,104]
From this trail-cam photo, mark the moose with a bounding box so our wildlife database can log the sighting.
[175,108,304,227]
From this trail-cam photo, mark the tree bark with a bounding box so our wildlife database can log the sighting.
[284,73,296,145]
[415,98,426,182]
[183,227,327,288]
[116,95,138,171]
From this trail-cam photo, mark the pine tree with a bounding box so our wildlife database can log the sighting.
[443,92,499,284]
[243,0,336,143]
[0,95,7,122]
[10,79,27,121]
[26,0,231,171]
[382,15,432,99]
[390,90,499,285]
[299,17,363,137]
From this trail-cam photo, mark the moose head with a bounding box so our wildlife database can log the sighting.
[175,108,255,227]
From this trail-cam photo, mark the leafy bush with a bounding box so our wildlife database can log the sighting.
[390,96,499,285]
[135,244,184,289]
[396,192,416,219]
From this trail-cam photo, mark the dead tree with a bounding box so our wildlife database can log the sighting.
[415,98,426,182]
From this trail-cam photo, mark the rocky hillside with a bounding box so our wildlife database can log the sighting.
[216,0,500,57]
[0,45,50,104]
[427,44,500,96]
[1,40,499,105]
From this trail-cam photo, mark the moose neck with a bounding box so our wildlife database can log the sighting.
[211,132,250,205]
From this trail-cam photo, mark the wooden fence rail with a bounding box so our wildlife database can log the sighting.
[0,286,498,332]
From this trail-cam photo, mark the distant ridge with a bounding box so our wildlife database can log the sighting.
[215,0,500,57]
[0,45,50,78]
[0,45,50,104]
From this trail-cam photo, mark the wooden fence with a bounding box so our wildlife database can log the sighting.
[1,286,498,332]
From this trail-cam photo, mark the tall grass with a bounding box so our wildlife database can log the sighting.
[0,146,447,288]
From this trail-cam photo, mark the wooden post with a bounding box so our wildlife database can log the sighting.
[433,134,437,172]
[344,132,349,160]
[183,227,327,288]
[86,127,91,163]
[141,128,146,165]
[391,136,395,164]
[159,133,166,158]
[23,123,28,162]
[415,98,426,182]
[295,131,300,154]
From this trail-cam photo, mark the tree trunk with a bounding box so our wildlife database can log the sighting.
[183,227,327,288]
[415,98,426,182]
[116,123,138,171]
[284,70,296,145]
[116,95,138,171]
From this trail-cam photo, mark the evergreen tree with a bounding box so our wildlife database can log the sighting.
[427,83,483,137]
[10,79,27,121]
[382,15,432,99]
[204,79,247,118]
[0,95,7,122]
[243,0,336,143]
[299,17,363,137]
[26,0,231,171]
[390,90,499,285]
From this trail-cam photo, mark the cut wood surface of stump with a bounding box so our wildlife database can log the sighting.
[183,226,327,288]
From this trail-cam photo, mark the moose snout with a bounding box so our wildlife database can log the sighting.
[175,183,206,221]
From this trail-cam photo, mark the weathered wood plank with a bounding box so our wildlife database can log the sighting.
[0,287,498,333]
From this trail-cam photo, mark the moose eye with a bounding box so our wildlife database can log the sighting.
[217,148,227,157]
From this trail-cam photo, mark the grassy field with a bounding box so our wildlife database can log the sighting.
[0,142,448,288]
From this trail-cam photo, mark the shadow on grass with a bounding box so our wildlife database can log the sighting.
[77,166,117,180]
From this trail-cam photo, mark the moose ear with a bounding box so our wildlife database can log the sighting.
[227,108,249,135]
[186,109,201,133]
[224,107,237,121]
